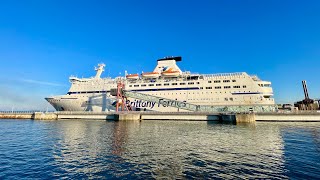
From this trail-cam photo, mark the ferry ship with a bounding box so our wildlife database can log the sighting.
[45,56,275,112]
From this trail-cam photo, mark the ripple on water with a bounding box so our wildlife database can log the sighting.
[0,120,319,179]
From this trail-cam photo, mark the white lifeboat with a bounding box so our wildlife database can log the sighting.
[141,72,160,78]
[161,68,180,77]
[126,74,139,79]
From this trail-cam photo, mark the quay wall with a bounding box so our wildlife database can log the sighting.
[141,113,220,121]
[33,112,58,120]
[256,113,320,122]
[0,113,33,119]
[57,113,116,120]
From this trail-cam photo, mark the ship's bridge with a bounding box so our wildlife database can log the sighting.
[69,76,91,83]
[257,81,273,98]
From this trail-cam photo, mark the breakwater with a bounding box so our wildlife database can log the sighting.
[1,111,320,123]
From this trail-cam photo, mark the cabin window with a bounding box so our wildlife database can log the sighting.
[134,85,139,87]
[243,85,247,88]
[156,84,161,86]
[208,81,212,83]
[224,98,228,101]
[215,86,221,89]
[230,98,233,101]
[141,84,146,87]
[223,80,230,83]
[232,80,236,82]
[214,80,221,83]
[180,83,186,85]
[224,86,231,89]
[197,82,200,84]
[200,87,203,89]
[233,86,240,88]
[149,84,154,86]
[172,83,177,85]
[206,87,212,89]
[129,85,132,87]
[188,82,194,85]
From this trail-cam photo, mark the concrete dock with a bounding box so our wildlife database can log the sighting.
[1,111,320,123]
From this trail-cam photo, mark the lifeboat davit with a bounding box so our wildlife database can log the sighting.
[126,74,139,79]
[161,69,180,77]
[141,72,160,78]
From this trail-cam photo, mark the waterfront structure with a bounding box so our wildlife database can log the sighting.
[46,56,275,112]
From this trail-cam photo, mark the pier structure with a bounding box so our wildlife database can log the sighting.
[1,111,320,123]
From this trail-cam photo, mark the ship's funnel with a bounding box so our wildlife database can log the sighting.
[302,80,309,100]
[153,56,182,74]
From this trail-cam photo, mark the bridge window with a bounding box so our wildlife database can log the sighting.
[214,80,221,83]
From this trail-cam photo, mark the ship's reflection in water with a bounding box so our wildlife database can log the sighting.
[6,120,311,179]
[48,120,291,179]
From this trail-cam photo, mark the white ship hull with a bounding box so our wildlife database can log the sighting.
[46,95,117,112]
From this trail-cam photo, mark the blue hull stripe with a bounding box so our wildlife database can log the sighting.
[232,92,261,95]
[67,90,110,95]
[130,87,199,92]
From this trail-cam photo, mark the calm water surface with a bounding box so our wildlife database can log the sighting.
[0,119,319,179]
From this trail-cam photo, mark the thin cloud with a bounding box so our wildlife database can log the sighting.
[21,79,66,87]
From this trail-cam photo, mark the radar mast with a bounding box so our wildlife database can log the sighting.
[95,63,105,79]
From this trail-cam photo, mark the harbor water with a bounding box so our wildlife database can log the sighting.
[0,119,319,179]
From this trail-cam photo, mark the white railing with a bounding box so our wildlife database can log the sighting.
[203,72,246,78]
[0,111,49,114]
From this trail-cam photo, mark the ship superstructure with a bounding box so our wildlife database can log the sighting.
[46,57,275,112]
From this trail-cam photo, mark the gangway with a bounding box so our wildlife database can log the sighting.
[123,90,200,112]
[122,90,276,113]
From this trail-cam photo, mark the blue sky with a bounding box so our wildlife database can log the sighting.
[0,0,320,110]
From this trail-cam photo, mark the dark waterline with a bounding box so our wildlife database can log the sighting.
[0,119,319,179]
